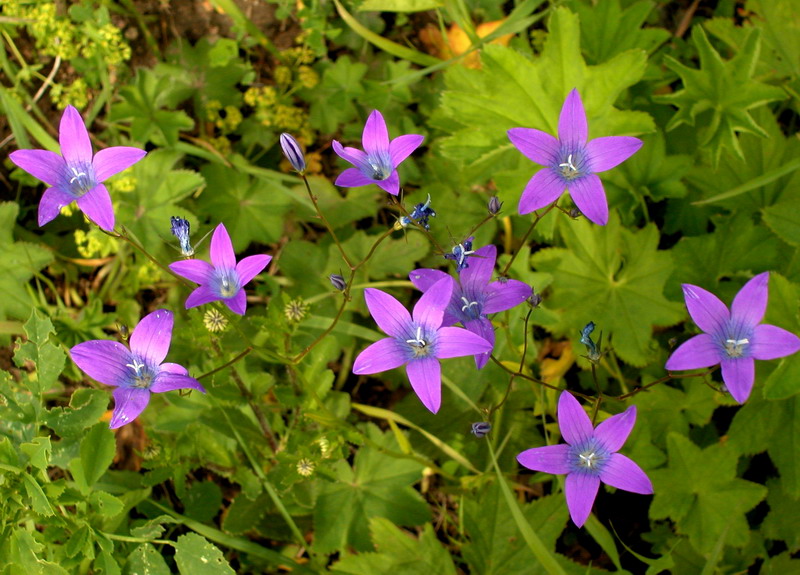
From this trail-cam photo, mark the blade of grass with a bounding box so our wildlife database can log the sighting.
[691,157,800,205]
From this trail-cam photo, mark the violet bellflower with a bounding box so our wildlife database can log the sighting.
[410,244,531,369]
[517,391,653,527]
[332,110,424,196]
[70,309,206,429]
[352,277,493,413]
[9,105,147,232]
[665,272,800,403]
[168,223,271,316]
[508,89,643,226]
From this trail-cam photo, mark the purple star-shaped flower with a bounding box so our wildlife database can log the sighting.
[410,244,531,369]
[168,223,271,316]
[71,309,206,429]
[665,272,800,403]
[352,277,493,413]
[508,89,643,225]
[332,110,424,196]
[9,105,146,232]
[517,391,653,527]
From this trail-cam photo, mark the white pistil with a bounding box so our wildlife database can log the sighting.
[579,451,598,469]
[725,338,749,357]
[461,297,479,313]
[406,326,427,348]
[69,167,87,184]
[126,359,146,375]
[559,154,577,173]
[455,244,475,268]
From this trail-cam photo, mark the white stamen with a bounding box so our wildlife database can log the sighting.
[69,167,87,184]
[579,452,597,468]
[405,326,427,348]
[461,297,479,313]
[559,154,577,172]
[126,359,146,374]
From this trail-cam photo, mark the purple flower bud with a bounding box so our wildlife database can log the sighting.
[280,133,306,174]
[329,273,346,291]
[471,422,492,438]
[488,196,503,215]
[170,216,194,257]
[528,289,542,308]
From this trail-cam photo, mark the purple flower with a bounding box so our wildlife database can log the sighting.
[168,223,271,316]
[517,391,653,527]
[332,110,424,196]
[410,245,531,369]
[352,277,493,413]
[507,89,642,226]
[665,272,800,403]
[70,309,206,429]
[9,105,147,232]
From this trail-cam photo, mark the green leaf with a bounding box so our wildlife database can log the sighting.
[308,57,369,133]
[173,533,236,575]
[762,194,800,246]
[79,422,116,490]
[649,433,767,553]
[181,480,223,523]
[89,491,125,519]
[126,544,172,575]
[45,388,109,439]
[762,478,800,552]
[20,437,51,472]
[655,26,786,167]
[531,215,684,366]
[14,310,65,398]
[22,472,54,516]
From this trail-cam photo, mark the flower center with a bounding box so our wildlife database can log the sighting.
[66,163,95,197]
[366,153,392,181]
[126,358,154,389]
[724,338,749,358]
[214,268,241,299]
[558,152,583,181]
[405,326,432,358]
[460,296,481,320]
[570,439,609,474]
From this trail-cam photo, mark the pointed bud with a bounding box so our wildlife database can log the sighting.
[280,133,306,174]
[528,288,542,308]
[329,273,346,291]
[170,216,194,257]
[488,196,503,215]
[470,422,492,438]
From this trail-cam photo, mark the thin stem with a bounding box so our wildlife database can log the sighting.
[501,203,556,275]
[197,346,252,380]
[302,174,353,269]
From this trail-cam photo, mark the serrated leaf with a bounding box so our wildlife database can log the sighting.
[182,480,223,523]
[762,195,800,246]
[14,311,66,397]
[126,544,172,575]
[45,388,109,438]
[90,491,125,518]
[20,437,51,472]
[22,472,54,516]
[173,533,235,575]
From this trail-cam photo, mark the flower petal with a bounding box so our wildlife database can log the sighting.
[71,340,131,387]
[483,279,532,314]
[364,288,412,338]
[665,333,721,370]
[375,171,400,196]
[413,277,453,328]
[236,254,271,286]
[38,187,75,226]
[518,168,565,215]
[169,259,215,285]
[409,268,449,293]
[76,183,115,231]
[565,472,600,528]
[681,283,729,335]
[59,106,93,165]
[594,405,636,453]
[730,272,769,328]
[129,309,173,367]
[151,372,206,394]
[599,453,653,494]
[436,325,493,359]
[185,286,221,309]
[332,141,369,169]
[517,444,571,475]
[110,387,151,429]
[353,338,407,374]
[389,134,424,167]
[463,318,495,369]
[362,110,390,156]
[558,89,588,150]
[569,174,608,226]
[460,244,496,289]
[586,136,643,172]
[508,128,560,166]
[335,168,377,189]
[558,391,594,446]
[9,149,66,187]
[209,223,236,270]
[224,290,247,315]
[751,324,800,360]
[93,146,147,182]
[721,357,755,404]
[406,357,441,413]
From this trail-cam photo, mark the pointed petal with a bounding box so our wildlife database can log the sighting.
[389,134,424,167]
[375,171,400,196]
[483,279,532,314]
[508,128,560,165]
[93,146,147,182]
[353,338,407,374]
[565,472,600,527]
[76,184,115,231]
[586,136,643,172]
[209,223,236,270]
[151,372,206,393]
[558,89,588,149]
[224,290,247,315]
[9,149,66,186]
[518,169,565,215]
[362,110,390,156]
[413,277,454,328]
[169,259,215,285]
[38,187,75,226]
[236,254,271,285]
[335,168,377,189]
[406,357,441,413]
[594,405,636,453]
[730,272,769,328]
[409,268,450,292]
[751,324,800,360]
[332,141,369,169]
[129,309,173,366]
[461,244,496,288]
[71,340,131,387]
[185,286,221,309]
[569,174,608,226]
[436,325,493,359]
[721,357,755,403]
[463,318,495,369]
[110,387,150,429]
[599,453,653,494]
[558,391,594,446]
[681,283,730,334]
[160,362,188,375]
[59,105,93,165]
[364,288,412,338]
[517,444,571,475]
[665,334,722,370]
